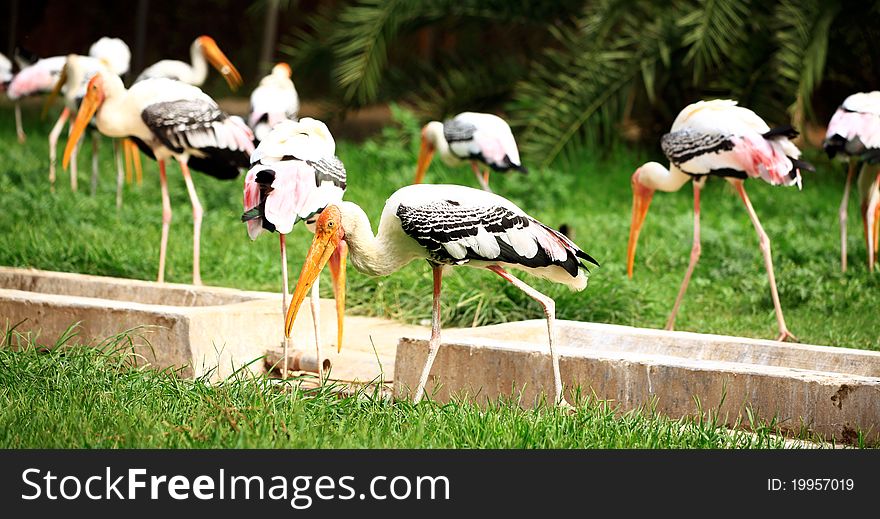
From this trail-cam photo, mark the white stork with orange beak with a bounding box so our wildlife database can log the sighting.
[247,63,299,143]
[823,91,880,272]
[45,48,130,197]
[63,71,254,285]
[627,99,813,342]
[242,118,346,381]
[283,184,598,406]
[414,112,527,192]
[135,35,242,90]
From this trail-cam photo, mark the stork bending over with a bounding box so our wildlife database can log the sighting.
[627,99,813,342]
[283,184,598,406]
[414,112,527,192]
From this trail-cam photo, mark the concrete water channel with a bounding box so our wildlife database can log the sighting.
[2,267,877,445]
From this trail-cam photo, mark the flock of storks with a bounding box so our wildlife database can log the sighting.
[1,34,877,407]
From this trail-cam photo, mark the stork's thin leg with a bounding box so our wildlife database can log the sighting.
[839,160,858,272]
[310,277,324,384]
[734,181,796,342]
[666,182,702,330]
[15,102,26,144]
[68,124,80,192]
[482,167,491,187]
[280,233,290,379]
[114,139,124,209]
[47,107,70,192]
[157,159,171,283]
[413,266,443,404]
[177,158,203,285]
[124,138,133,184]
[471,162,493,193]
[488,265,572,408]
[90,131,99,197]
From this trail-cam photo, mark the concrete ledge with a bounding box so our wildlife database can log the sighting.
[0,267,410,383]
[395,321,880,445]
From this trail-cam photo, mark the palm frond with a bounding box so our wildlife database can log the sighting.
[773,0,841,123]
[679,0,751,82]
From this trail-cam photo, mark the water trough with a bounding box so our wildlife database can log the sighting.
[396,321,880,445]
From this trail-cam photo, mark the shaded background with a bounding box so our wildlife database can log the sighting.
[7,0,880,160]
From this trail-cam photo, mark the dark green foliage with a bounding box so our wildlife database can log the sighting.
[281,0,880,165]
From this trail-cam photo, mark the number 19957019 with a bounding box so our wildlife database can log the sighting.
[768,478,854,491]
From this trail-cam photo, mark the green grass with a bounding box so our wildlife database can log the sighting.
[1,104,878,349]
[0,103,876,449]
[0,330,800,448]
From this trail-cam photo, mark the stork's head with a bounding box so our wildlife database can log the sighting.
[284,206,349,353]
[627,162,664,278]
[197,35,242,91]
[414,121,442,184]
[62,73,108,170]
[273,62,292,78]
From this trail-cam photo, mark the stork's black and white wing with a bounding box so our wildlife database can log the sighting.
[824,91,880,162]
[141,95,254,179]
[443,112,527,173]
[661,100,809,187]
[242,118,345,239]
[391,185,596,289]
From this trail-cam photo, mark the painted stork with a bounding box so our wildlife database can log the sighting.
[247,63,299,143]
[7,38,130,145]
[283,184,598,406]
[823,91,880,272]
[241,118,346,381]
[46,50,130,198]
[62,71,254,285]
[128,36,242,192]
[135,35,242,90]
[414,112,527,192]
[627,99,813,342]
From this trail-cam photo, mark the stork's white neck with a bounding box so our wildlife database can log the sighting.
[637,161,691,192]
[424,121,456,165]
[338,201,423,277]
[189,39,208,86]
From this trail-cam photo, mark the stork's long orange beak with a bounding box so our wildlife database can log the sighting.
[413,136,434,184]
[199,36,242,91]
[284,223,345,350]
[63,77,103,169]
[627,175,655,278]
[42,62,68,119]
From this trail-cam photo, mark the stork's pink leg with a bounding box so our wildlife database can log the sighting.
[413,266,444,403]
[47,107,70,192]
[470,162,492,193]
[734,181,796,342]
[157,159,172,283]
[666,182,702,330]
[15,102,26,144]
[488,265,571,408]
[280,233,290,378]
[839,160,858,272]
[177,158,204,285]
